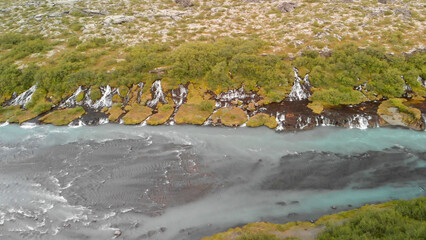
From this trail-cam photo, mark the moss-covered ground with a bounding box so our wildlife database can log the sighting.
[39,106,85,126]
[246,113,278,129]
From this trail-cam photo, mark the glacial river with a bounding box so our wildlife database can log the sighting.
[0,124,425,239]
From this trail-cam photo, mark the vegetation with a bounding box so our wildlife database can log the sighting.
[122,104,152,124]
[378,98,422,126]
[107,103,124,122]
[211,107,248,127]
[204,197,426,240]
[147,104,174,125]
[39,107,85,125]
[175,102,214,125]
[246,114,278,129]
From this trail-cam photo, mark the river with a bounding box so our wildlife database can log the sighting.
[0,124,425,239]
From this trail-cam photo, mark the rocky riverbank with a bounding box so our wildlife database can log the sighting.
[1,69,425,131]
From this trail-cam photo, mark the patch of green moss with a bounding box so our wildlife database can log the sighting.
[107,103,124,122]
[212,107,248,126]
[122,104,152,124]
[175,101,215,125]
[39,106,85,126]
[246,113,277,129]
[76,92,85,102]
[90,87,102,101]
[378,98,422,124]
[147,104,174,125]
[0,106,21,122]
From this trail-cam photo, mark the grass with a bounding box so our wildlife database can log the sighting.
[211,107,248,127]
[122,104,152,124]
[175,101,215,125]
[39,106,85,125]
[246,113,277,129]
[147,104,174,125]
[204,197,426,240]
[107,103,124,122]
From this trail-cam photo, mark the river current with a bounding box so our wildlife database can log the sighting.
[0,124,425,239]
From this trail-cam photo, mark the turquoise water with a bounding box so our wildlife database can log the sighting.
[0,124,425,239]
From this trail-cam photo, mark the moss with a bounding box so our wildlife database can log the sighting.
[175,101,214,125]
[211,107,248,127]
[378,98,422,124]
[0,106,21,122]
[307,102,323,114]
[246,114,277,129]
[147,104,174,125]
[122,104,152,124]
[112,94,122,103]
[107,103,124,122]
[39,106,85,126]
[90,87,102,101]
[76,92,85,102]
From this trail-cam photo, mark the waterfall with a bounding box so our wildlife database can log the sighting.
[172,85,188,107]
[98,118,109,125]
[137,82,144,103]
[68,119,86,128]
[296,116,311,130]
[287,68,311,101]
[147,80,166,108]
[417,76,426,88]
[348,115,369,130]
[60,86,84,108]
[275,112,286,131]
[215,86,257,108]
[8,85,37,107]
[93,85,118,109]
[83,88,94,108]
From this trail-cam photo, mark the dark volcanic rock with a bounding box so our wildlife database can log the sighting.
[277,2,296,13]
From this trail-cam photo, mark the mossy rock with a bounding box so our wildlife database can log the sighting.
[308,102,324,114]
[76,92,85,102]
[107,104,125,122]
[147,104,174,125]
[112,94,122,103]
[377,98,423,130]
[0,106,21,122]
[246,113,278,129]
[39,107,85,126]
[211,107,248,127]
[122,104,152,124]
[175,101,214,125]
[1,102,53,124]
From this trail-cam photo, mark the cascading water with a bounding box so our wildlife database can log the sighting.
[296,116,311,130]
[275,112,286,131]
[348,115,370,130]
[172,85,188,108]
[147,80,166,108]
[137,82,144,103]
[215,86,257,108]
[60,86,84,108]
[93,85,118,109]
[287,68,311,101]
[83,88,93,107]
[418,76,426,88]
[8,85,37,107]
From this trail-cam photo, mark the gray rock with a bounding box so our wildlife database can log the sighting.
[378,0,393,4]
[104,15,135,25]
[277,2,296,13]
[175,0,194,8]
[341,0,353,3]
[395,8,411,18]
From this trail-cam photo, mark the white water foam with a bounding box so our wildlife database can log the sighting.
[147,80,166,108]
[288,68,311,101]
[9,85,37,107]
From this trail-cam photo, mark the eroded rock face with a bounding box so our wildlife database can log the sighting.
[175,0,194,8]
[103,15,135,25]
[378,0,393,4]
[277,2,296,13]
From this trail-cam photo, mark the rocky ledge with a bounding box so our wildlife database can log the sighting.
[1,70,425,131]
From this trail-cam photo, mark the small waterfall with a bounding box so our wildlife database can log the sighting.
[98,118,109,125]
[215,86,257,108]
[316,115,334,127]
[93,85,118,109]
[0,121,9,127]
[147,80,166,108]
[83,88,94,108]
[418,76,426,88]
[20,122,37,129]
[8,85,37,107]
[296,116,311,130]
[60,86,84,108]
[422,114,426,131]
[172,85,188,107]
[348,115,369,130]
[287,68,311,101]
[275,112,286,131]
[68,119,86,128]
[137,82,144,103]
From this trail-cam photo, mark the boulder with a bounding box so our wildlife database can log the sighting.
[378,0,393,4]
[175,0,194,7]
[277,2,296,13]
